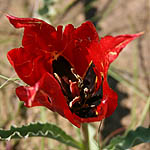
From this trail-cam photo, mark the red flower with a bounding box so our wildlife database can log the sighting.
[7,15,142,128]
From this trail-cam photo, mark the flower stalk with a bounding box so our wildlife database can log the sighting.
[81,123,90,150]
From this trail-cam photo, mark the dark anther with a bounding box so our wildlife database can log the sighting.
[76,107,97,118]
[85,77,103,106]
[52,57,104,118]
[48,97,51,103]
[80,62,96,105]
[70,63,104,118]
[83,62,96,93]
[52,56,76,81]
[52,56,77,102]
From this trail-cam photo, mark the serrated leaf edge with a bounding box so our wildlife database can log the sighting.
[0,122,80,149]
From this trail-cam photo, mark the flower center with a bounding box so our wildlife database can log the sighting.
[52,56,103,118]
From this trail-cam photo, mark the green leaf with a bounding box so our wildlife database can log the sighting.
[38,5,49,16]
[104,127,150,150]
[38,0,55,16]
[0,122,81,149]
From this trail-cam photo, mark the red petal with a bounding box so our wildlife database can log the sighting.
[63,24,75,42]
[16,86,43,107]
[87,33,143,86]
[62,21,99,77]
[88,33,143,69]
[7,47,29,67]
[7,47,48,85]
[86,33,143,118]
[99,32,143,63]
[22,25,57,55]
[16,72,81,127]
[6,15,46,28]
[7,15,63,58]
[38,73,81,127]
[74,21,99,42]
[103,80,118,117]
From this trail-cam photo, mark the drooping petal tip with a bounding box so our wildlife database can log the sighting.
[6,14,45,28]
[134,31,144,37]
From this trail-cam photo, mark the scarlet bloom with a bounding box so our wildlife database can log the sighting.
[7,15,142,128]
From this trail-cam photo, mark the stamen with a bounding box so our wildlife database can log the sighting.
[84,87,89,93]
[71,68,83,88]
[69,96,80,108]
[54,73,61,84]
[84,87,89,98]
[52,56,104,118]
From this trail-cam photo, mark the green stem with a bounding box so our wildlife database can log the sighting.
[40,107,46,150]
[41,138,45,150]
[129,42,139,130]
[138,96,150,126]
[108,69,147,100]
[81,123,90,150]
[0,74,21,88]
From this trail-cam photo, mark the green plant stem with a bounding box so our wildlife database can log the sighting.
[138,96,150,126]
[40,107,47,150]
[108,69,147,100]
[81,123,90,150]
[0,74,21,88]
[130,43,138,130]
[41,138,45,150]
